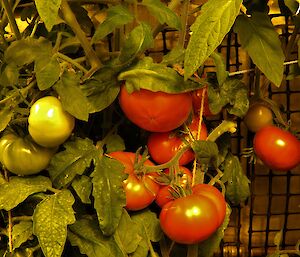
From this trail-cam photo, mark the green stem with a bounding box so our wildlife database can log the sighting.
[60,0,102,72]
[55,52,89,73]
[2,0,21,40]
[53,32,63,52]
[0,80,36,105]
[12,216,32,223]
[47,187,61,194]
[206,120,237,142]
[178,0,189,48]
[187,244,198,257]
[148,239,159,257]
[145,145,190,171]
[285,25,300,61]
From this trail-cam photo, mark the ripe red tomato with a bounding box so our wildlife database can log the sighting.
[192,86,214,117]
[253,125,300,171]
[147,117,207,165]
[108,151,160,211]
[119,85,192,132]
[159,194,219,244]
[192,184,226,226]
[155,166,192,207]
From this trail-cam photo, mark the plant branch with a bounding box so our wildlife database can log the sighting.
[55,52,89,73]
[206,120,237,142]
[2,0,21,40]
[60,0,102,75]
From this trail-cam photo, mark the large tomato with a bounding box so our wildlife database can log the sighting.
[28,96,75,148]
[159,194,219,244]
[0,133,56,176]
[147,117,207,165]
[192,184,226,226]
[119,85,192,132]
[243,103,273,132]
[155,166,192,208]
[253,125,300,171]
[108,151,160,211]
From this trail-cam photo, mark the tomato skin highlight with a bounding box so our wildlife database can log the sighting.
[147,118,207,165]
[108,151,160,211]
[155,166,192,208]
[192,184,226,226]
[159,194,219,244]
[253,125,300,171]
[0,133,56,176]
[28,96,75,148]
[119,85,192,132]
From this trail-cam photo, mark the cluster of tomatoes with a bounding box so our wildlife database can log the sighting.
[112,84,227,244]
[0,96,75,176]
[243,103,300,172]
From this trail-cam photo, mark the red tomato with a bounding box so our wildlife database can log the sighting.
[109,151,160,211]
[159,194,219,244]
[192,86,215,117]
[253,125,300,171]
[147,118,207,165]
[192,184,226,226]
[119,85,192,132]
[155,166,192,208]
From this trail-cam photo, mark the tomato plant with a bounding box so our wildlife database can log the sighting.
[253,125,300,171]
[108,151,160,211]
[147,117,208,165]
[0,133,56,176]
[119,85,192,132]
[243,103,273,132]
[192,183,226,226]
[155,166,192,207]
[28,96,75,148]
[159,194,219,244]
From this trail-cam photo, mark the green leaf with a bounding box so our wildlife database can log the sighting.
[12,221,33,250]
[191,140,219,166]
[284,0,299,13]
[81,67,120,113]
[198,205,231,257]
[130,209,162,257]
[0,106,13,132]
[234,13,285,87]
[48,137,98,188]
[35,56,60,91]
[160,46,185,65]
[119,22,154,63]
[210,52,228,85]
[141,0,181,30]
[208,79,249,117]
[33,190,76,257]
[0,63,19,86]
[184,0,242,79]
[221,154,250,205]
[54,71,90,121]
[4,37,52,66]
[71,175,92,204]
[91,156,127,236]
[0,176,52,211]
[118,57,202,93]
[34,0,61,31]
[92,5,134,42]
[68,217,123,257]
[114,210,142,255]
[104,134,126,153]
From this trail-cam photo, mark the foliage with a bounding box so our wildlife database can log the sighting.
[0,0,297,257]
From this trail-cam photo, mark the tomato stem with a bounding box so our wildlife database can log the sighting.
[55,52,89,74]
[206,120,237,142]
[2,0,21,40]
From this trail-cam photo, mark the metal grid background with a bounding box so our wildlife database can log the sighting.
[146,13,300,257]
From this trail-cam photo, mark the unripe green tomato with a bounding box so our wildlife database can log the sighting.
[243,103,273,133]
[28,96,75,147]
[0,133,56,176]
